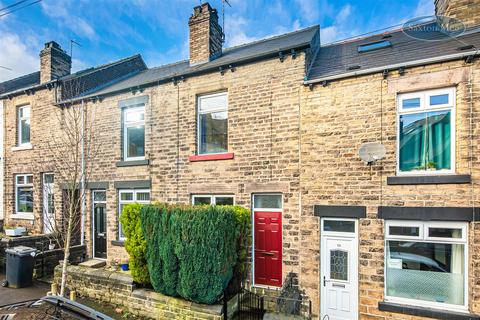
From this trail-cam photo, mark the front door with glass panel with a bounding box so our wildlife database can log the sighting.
[92,191,107,259]
[321,219,358,320]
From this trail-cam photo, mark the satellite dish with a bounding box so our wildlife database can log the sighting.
[359,142,386,164]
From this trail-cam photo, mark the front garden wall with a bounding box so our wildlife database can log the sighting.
[54,265,228,320]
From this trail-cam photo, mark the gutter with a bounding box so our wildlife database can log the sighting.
[58,42,313,105]
[304,50,479,85]
[0,79,58,100]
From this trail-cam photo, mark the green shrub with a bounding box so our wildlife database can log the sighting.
[227,205,251,292]
[120,203,150,285]
[140,203,243,304]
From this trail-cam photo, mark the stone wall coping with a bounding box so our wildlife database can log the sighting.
[133,289,224,315]
[1,234,50,244]
[64,265,134,286]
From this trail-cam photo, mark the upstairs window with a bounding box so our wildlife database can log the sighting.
[197,92,228,155]
[123,106,145,161]
[397,88,455,174]
[18,105,31,146]
[16,174,33,215]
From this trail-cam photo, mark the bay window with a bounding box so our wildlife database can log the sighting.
[192,194,234,206]
[15,174,33,217]
[385,220,467,310]
[197,92,228,155]
[118,189,150,240]
[397,88,455,174]
[18,105,31,146]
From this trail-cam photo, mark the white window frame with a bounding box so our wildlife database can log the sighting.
[251,193,283,288]
[191,194,235,205]
[18,105,31,147]
[14,174,34,220]
[118,189,150,241]
[197,92,228,155]
[396,87,456,175]
[123,106,145,161]
[384,220,468,312]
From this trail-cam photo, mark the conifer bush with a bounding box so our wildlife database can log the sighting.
[119,203,150,285]
[140,203,248,304]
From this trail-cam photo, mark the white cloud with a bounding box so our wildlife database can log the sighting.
[40,0,97,40]
[293,0,320,24]
[320,4,358,44]
[0,32,38,82]
[414,0,435,17]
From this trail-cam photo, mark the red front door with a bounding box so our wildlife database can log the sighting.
[254,211,282,287]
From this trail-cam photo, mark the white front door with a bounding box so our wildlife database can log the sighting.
[321,219,358,320]
[43,173,55,234]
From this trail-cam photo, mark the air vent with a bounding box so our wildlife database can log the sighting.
[347,65,361,71]
[382,34,392,39]
[0,314,15,320]
[457,44,474,51]
[358,40,392,53]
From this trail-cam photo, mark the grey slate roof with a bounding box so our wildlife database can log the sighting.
[307,25,480,82]
[81,26,320,99]
[0,71,40,95]
[0,54,146,98]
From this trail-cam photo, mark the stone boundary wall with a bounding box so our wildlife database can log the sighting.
[54,265,231,320]
[0,234,86,277]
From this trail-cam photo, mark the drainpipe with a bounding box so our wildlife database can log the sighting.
[80,99,86,245]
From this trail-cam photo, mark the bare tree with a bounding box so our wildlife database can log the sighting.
[40,80,99,296]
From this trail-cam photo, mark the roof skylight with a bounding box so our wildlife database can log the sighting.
[358,40,392,53]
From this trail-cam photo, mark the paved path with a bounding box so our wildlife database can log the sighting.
[0,273,50,306]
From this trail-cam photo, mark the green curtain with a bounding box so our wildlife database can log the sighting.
[400,111,451,172]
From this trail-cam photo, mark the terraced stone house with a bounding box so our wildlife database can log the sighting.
[1,0,480,319]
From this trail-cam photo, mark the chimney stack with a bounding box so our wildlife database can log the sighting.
[188,2,223,65]
[40,41,72,84]
[434,0,480,28]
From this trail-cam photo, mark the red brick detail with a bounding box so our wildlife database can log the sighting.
[188,153,234,162]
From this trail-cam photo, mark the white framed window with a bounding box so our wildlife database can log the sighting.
[397,88,455,175]
[15,174,33,218]
[385,220,467,311]
[18,105,31,146]
[123,106,145,161]
[197,92,228,155]
[192,194,235,206]
[118,189,150,240]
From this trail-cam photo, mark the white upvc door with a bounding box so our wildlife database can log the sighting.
[321,218,359,320]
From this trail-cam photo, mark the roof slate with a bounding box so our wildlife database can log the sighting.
[0,72,40,96]
[307,25,480,81]
[81,26,320,99]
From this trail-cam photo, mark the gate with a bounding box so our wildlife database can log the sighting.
[225,288,265,320]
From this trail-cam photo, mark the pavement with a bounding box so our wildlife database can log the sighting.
[0,272,50,306]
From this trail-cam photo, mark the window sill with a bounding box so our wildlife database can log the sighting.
[189,153,234,162]
[116,159,149,167]
[387,174,471,185]
[111,240,125,247]
[378,301,478,320]
[11,212,34,220]
[12,144,33,151]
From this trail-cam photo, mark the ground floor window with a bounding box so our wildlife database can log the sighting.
[192,194,234,206]
[15,174,33,215]
[118,189,150,240]
[385,220,467,310]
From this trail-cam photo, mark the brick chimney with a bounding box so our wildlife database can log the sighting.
[188,2,223,65]
[40,41,72,84]
[435,0,480,28]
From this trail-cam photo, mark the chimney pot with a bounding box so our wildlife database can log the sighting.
[40,41,71,83]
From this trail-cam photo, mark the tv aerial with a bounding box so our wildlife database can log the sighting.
[221,0,231,43]
[358,142,386,165]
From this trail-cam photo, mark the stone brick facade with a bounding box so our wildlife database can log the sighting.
[435,0,480,27]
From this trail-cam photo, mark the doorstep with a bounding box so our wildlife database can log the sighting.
[78,259,106,268]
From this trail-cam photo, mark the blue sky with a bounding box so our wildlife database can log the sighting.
[0,0,434,82]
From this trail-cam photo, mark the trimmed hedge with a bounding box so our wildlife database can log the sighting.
[141,203,248,304]
[119,203,150,285]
